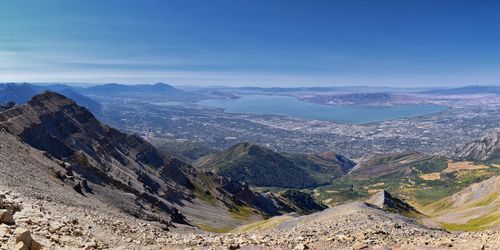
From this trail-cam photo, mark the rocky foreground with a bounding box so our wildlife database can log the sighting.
[1,190,498,250]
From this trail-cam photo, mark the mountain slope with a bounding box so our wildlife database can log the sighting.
[456,128,500,164]
[194,143,354,188]
[152,139,214,163]
[282,151,356,183]
[194,143,316,188]
[0,92,198,224]
[56,88,103,114]
[424,175,499,231]
[0,92,316,230]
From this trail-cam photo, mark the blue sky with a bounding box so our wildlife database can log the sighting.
[1,0,500,87]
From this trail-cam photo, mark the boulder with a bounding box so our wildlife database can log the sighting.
[15,241,28,250]
[15,228,31,245]
[15,228,41,250]
[0,209,15,225]
[294,243,309,250]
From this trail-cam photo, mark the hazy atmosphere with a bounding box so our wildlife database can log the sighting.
[2,0,500,86]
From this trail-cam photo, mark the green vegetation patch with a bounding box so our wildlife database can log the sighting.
[413,158,448,173]
[316,158,499,208]
[423,198,454,216]
[443,213,500,231]
[196,224,233,233]
[228,204,255,221]
[195,187,218,205]
[473,192,498,207]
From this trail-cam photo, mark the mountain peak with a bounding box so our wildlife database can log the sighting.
[232,142,268,152]
[154,82,171,86]
[29,90,72,102]
[366,190,395,208]
[365,190,421,217]
[26,91,77,112]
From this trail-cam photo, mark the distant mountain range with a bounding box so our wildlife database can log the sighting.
[300,92,424,106]
[420,85,500,95]
[185,85,436,93]
[0,84,38,104]
[0,83,102,113]
[182,84,500,95]
[0,82,192,114]
[81,82,186,95]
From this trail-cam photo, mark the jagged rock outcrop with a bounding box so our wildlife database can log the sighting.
[0,92,194,224]
[365,190,421,217]
[213,175,325,216]
[456,128,500,164]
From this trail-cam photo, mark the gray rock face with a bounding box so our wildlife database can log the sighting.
[0,91,196,224]
[456,128,500,163]
[365,190,420,216]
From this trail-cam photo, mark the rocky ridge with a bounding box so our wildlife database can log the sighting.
[456,128,500,164]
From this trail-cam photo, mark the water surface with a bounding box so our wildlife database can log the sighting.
[199,95,446,124]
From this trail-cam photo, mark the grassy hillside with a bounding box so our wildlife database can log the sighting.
[194,143,318,188]
[314,152,500,208]
[282,152,355,184]
[194,143,355,189]
[423,175,499,231]
[150,138,214,163]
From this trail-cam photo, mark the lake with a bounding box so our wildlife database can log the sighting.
[149,101,184,106]
[198,95,447,124]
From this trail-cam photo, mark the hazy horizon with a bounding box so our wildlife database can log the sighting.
[1,81,500,89]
